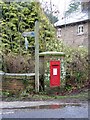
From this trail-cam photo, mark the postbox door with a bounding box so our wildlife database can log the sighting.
[50,61,60,87]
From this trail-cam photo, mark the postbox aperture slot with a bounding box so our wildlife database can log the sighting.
[52,65,58,66]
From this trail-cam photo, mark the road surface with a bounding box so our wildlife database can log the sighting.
[1,103,88,118]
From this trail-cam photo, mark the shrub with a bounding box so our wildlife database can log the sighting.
[65,46,88,89]
[2,52,35,73]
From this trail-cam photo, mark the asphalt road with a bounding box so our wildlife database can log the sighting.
[2,104,88,118]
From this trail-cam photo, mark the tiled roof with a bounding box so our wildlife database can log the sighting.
[54,12,89,27]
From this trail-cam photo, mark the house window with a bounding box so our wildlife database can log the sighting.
[78,25,84,35]
[57,28,61,37]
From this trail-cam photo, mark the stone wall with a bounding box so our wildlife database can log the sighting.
[2,76,35,96]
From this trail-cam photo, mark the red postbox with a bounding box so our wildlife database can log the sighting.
[50,60,60,87]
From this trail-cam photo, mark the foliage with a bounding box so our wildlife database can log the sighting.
[45,12,58,24]
[64,46,88,90]
[44,45,88,93]
[40,1,59,24]
[2,90,88,101]
[1,1,61,72]
[0,1,58,55]
[2,52,35,73]
[1,1,89,95]
[65,0,81,16]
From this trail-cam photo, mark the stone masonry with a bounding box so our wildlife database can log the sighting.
[57,22,89,48]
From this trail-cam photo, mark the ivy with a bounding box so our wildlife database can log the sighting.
[1,1,60,55]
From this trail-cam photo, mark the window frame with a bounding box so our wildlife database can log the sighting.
[57,28,61,38]
[77,25,84,35]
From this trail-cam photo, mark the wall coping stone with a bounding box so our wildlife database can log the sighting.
[39,51,65,57]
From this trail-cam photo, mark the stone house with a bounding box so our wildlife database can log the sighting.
[54,12,89,48]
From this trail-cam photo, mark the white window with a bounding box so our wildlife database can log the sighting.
[57,28,61,37]
[77,25,84,35]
